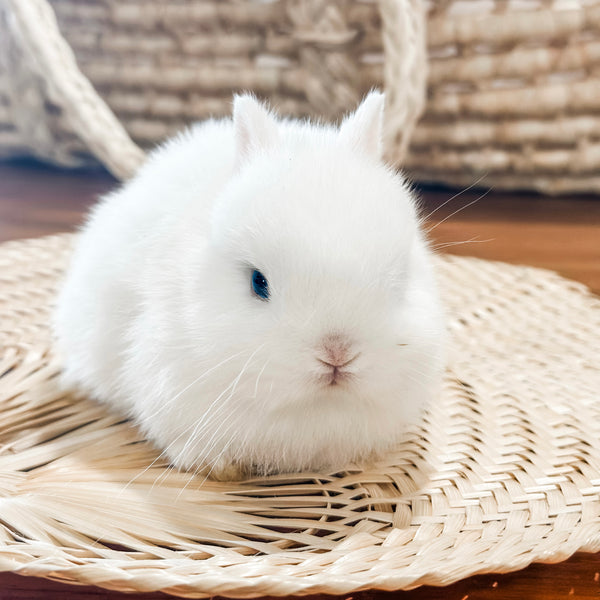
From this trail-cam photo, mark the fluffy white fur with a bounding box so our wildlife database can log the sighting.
[53,92,445,480]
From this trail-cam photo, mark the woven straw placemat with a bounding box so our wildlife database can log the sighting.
[0,233,599,598]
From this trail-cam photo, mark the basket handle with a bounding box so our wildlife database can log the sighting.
[4,0,146,180]
[380,0,428,165]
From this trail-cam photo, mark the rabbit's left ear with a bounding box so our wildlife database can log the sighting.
[339,91,384,159]
[233,94,279,169]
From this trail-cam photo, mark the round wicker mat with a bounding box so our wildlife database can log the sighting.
[0,234,599,598]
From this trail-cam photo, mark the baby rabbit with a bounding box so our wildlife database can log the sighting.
[54,92,445,480]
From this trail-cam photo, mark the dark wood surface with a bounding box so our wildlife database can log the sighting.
[0,162,599,599]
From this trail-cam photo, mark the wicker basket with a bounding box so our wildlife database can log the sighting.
[0,234,599,597]
[3,0,600,192]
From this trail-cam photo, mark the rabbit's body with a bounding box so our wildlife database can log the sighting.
[54,94,445,479]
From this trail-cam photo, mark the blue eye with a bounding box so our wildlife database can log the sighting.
[251,269,269,300]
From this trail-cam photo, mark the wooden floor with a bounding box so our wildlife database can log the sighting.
[0,162,599,599]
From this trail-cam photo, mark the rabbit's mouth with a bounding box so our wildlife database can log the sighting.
[315,363,356,387]
[314,348,360,387]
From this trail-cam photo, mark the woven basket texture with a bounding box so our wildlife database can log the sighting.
[1,233,599,597]
[3,0,600,192]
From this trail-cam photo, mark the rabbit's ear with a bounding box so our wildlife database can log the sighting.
[339,91,384,159]
[233,94,279,168]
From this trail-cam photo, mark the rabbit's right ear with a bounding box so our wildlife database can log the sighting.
[233,94,279,169]
[339,91,385,160]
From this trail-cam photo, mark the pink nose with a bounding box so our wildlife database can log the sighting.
[318,333,354,368]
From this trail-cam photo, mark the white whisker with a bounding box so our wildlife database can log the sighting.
[426,188,491,235]
[432,236,493,251]
[252,359,270,399]
[144,350,245,422]
[174,343,264,471]
[420,174,488,222]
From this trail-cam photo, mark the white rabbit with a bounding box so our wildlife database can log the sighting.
[53,92,445,480]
